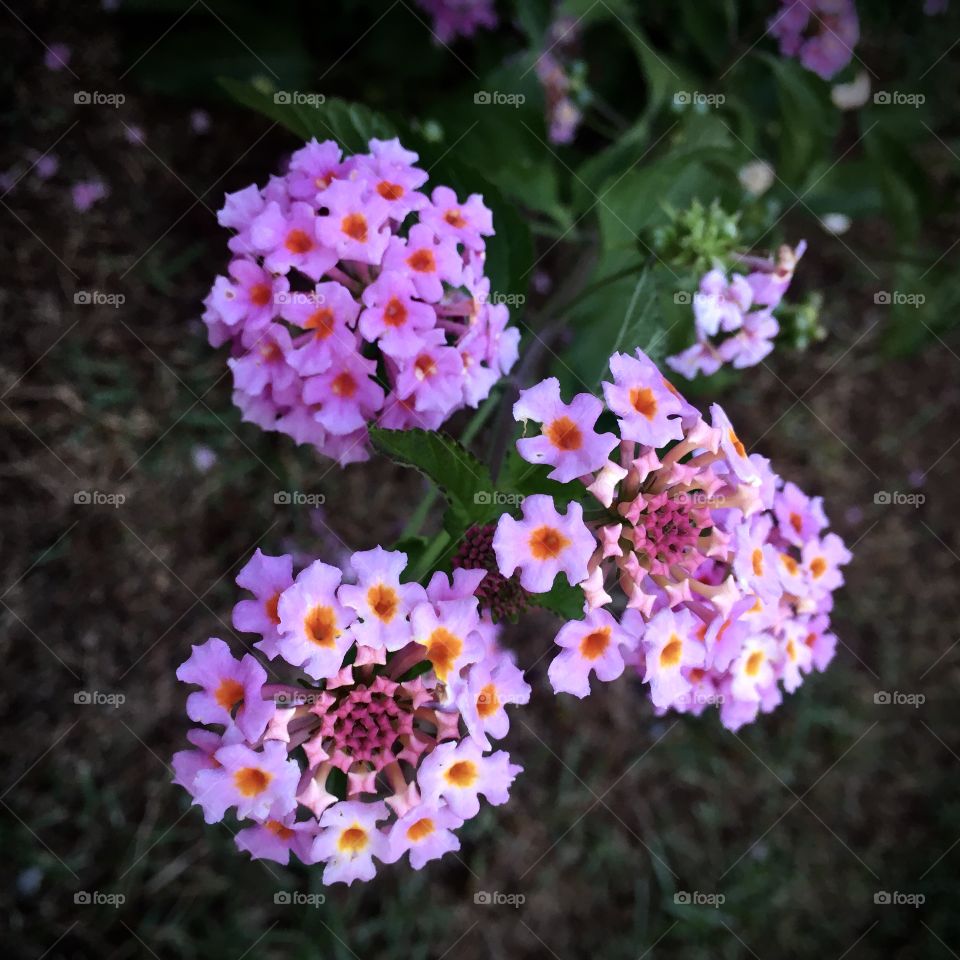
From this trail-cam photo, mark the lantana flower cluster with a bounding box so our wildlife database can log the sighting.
[535,15,586,144]
[666,241,806,379]
[769,0,859,80]
[492,348,849,730]
[173,546,528,884]
[202,137,519,464]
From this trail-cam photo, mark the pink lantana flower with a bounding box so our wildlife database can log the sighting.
[338,546,428,651]
[642,607,706,709]
[311,800,390,885]
[382,802,464,870]
[194,740,300,823]
[232,549,294,658]
[176,638,275,741]
[492,494,595,594]
[417,739,522,820]
[276,560,356,679]
[603,350,685,448]
[548,609,638,699]
[514,377,618,483]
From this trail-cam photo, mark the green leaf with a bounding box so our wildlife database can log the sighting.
[368,427,494,530]
[529,578,586,621]
[219,78,397,149]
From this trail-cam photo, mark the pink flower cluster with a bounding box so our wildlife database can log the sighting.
[492,348,850,730]
[666,241,806,380]
[202,137,519,465]
[173,546,527,884]
[414,0,497,43]
[769,0,859,80]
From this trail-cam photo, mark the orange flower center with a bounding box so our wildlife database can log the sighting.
[414,354,437,380]
[810,557,827,579]
[629,387,658,419]
[406,817,435,842]
[752,548,764,577]
[444,208,467,228]
[528,525,570,560]
[728,429,746,458]
[331,372,357,398]
[780,553,799,576]
[444,760,478,787]
[284,228,314,254]
[545,416,583,451]
[476,682,500,717]
[338,826,368,854]
[383,297,408,327]
[304,307,336,339]
[266,819,295,840]
[249,283,272,307]
[407,248,436,273]
[377,180,404,201]
[234,767,271,796]
[341,213,368,242]
[660,634,683,667]
[745,651,764,676]
[215,677,244,710]
[265,591,281,625]
[304,605,337,647]
[425,627,462,679]
[367,583,399,622]
[789,512,803,534]
[579,627,611,661]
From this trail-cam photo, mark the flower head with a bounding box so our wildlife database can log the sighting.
[202,137,518,465]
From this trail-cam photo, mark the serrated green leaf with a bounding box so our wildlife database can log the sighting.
[368,427,494,530]
[529,578,586,621]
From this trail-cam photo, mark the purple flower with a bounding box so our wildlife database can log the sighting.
[71,179,109,212]
[769,0,859,81]
[44,43,71,71]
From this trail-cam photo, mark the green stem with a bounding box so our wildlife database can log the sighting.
[412,529,452,583]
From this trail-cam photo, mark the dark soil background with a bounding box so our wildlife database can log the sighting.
[3,2,959,958]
